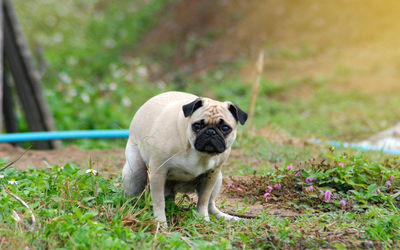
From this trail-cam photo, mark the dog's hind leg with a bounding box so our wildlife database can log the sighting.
[208,171,239,220]
[122,142,148,196]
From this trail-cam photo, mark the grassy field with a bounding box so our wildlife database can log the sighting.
[1,0,400,248]
[1,150,399,248]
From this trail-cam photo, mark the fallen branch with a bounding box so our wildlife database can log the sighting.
[181,236,195,248]
[5,188,37,232]
[227,212,258,219]
[0,147,30,172]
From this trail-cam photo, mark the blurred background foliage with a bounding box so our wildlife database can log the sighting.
[11,0,400,148]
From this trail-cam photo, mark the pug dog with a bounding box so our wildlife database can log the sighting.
[122,91,247,226]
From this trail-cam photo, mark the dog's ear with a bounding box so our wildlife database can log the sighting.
[182,98,203,117]
[228,103,248,125]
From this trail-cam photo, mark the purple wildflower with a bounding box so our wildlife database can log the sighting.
[339,200,346,207]
[274,183,282,189]
[385,181,391,188]
[237,187,243,191]
[308,186,314,192]
[339,162,345,167]
[263,192,270,198]
[324,190,331,201]
[390,176,395,182]
[295,172,301,178]
[267,186,273,192]
[287,165,293,171]
[306,177,316,183]
[375,188,381,194]
[228,184,235,188]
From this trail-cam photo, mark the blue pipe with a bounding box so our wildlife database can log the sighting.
[309,138,400,155]
[0,130,399,155]
[0,129,129,142]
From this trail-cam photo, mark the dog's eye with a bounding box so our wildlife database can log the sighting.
[192,122,203,132]
[220,125,231,133]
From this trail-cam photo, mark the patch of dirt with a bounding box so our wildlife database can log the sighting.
[220,175,328,217]
[0,144,125,177]
[219,176,304,218]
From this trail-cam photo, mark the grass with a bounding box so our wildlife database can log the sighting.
[0,150,399,248]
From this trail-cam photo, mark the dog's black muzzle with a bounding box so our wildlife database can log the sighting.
[194,127,226,154]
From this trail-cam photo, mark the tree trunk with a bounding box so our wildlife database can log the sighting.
[0,0,3,133]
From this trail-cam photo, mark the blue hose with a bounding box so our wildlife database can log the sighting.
[309,138,400,155]
[0,130,399,155]
[0,129,129,142]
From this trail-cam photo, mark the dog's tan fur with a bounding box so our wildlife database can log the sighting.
[122,91,246,226]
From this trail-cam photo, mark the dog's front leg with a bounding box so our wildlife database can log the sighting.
[196,167,221,220]
[149,164,168,227]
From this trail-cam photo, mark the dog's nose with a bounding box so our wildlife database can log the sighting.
[205,128,216,136]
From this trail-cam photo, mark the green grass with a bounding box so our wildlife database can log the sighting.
[1,150,399,248]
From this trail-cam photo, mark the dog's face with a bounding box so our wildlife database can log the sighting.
[182,97,248,154]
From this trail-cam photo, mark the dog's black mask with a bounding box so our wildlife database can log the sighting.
[194,126,226,154]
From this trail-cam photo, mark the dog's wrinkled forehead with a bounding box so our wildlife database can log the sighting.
[183,96,248,125]
[192,99,235,125]
[202,105,225,124]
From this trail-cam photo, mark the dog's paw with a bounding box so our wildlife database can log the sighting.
[212,211,240,221]
[229,215,240,221]
[221,213,240,221]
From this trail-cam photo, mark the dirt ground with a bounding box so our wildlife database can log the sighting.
[0,143,125,177]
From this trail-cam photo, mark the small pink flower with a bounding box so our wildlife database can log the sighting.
[228,184,235,188]
[295,172,301,178]
[308,186,314,192]
[339,200,346,207]
[237,187,243,191]
[339,162,345,167]
[385,181,391,188]
[267,186,273,192]
[263,192,270,198]
[287,165,293,171]
[324,190,331,201]
[390,176,395,182]
[375,188,381,194]
[274,183,282,189]
[306,177,316,183]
